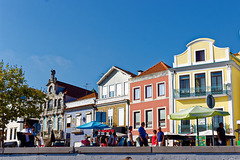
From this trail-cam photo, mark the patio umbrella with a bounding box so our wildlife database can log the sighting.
[169,106,230,146]
[76,121,110,129]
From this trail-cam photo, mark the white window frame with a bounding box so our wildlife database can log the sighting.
[102,86,107,99]
[109,85,115,97]
[193,71,207,94]
[156,81,166,98]
[133,86,141,102]
[133,110,141,130]
[86,112,92,124]
[108,109,113,127]
[144,108,153,129]
[116,83,122,97]
[194,48,206,63]
[124,82,128,95]
[75,113,81,128]
[178,73,191,90]
[144,84,153,100]
[118,108,124,126]
[157,106,167,129]
[66,115,72,128]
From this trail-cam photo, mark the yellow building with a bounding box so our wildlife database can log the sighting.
[170,38,240,145]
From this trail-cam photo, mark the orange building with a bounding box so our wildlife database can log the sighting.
[129,61,171,138]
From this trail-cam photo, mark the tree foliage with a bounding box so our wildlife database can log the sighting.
[0,61,46,146]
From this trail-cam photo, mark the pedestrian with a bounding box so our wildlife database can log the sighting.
[127,126,134,146]
[92,131,99,146]
[217,122,226,146]
[81,134,90,146]
[152,130,158,147]
[157,127,164,146]
[31,126,38,147]
[21,122,33,147]
[112,132,118,146]
[108,131,114,146]
[138,122,148,146]
[100,132,108,147]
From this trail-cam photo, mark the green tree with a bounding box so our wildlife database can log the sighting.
[0,61,46,148]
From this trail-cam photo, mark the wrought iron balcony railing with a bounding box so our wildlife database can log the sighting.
[174,85,228,98]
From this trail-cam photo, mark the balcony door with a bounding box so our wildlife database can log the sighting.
[180,75,190,97]
[211,71,223,94]
[195,73,206,96]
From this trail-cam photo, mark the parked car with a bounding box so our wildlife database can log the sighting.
[53,140,65,147]
[4,141,18,147]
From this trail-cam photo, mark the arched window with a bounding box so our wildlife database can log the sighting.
[54,99,57,107]
[48,100,53,110]
[47,120,52,135]
[58,117,62,131]
[58,99,62,108]
[49,86,53,94]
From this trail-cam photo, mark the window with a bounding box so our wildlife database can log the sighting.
[134,111,140,129]
[145,85,152,98]
[181,120,190,133]
[58,99,62,109]
[76,114,81,128]
[118,108,124,126]
[108,109,113,127]
[58,118,62,131]
[47,120,52,135]
[211,71,223,93]
[145,110,153,128]
[195,73,206,96]
[10,128,12,140]
[134,87,140,100]
[198,118,206,132]
[102,86,107,98]
[180,75,190,97]
[196,50,205,62]
[158,108,166,127]
[86,113,92,123]
[48,100,53,110]
[14,128,17,140]
[66,115,71,128]
[49,86,53,94]
[54,99,57,107]
[158,83,165,96]
[109,85,114,97]
[116,83,122,96]
[124,82,128,95]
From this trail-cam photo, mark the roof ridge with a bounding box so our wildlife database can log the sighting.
[114,66,137,77]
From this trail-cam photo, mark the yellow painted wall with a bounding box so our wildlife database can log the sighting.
[191,41,211,62]
[175,96,229,132]
[213,46,226,60]
[232,67,240,141]
[174,68,227,89]
[176,50,188,65]
[97,103,126,127]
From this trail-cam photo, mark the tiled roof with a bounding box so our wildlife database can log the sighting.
[137,61,171,77]
[76,92,98,101]
[114,66,137,77]
[56,81,93,98]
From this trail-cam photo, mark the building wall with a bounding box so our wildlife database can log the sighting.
[65,107,93,147]
[97,103,127,127]
[130,74,170,136]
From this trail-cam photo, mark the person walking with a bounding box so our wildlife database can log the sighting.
[157,127,164,146]
[217,122,226,146]
[138,122,148,146]
[127,126,134,146]
[152,130,158,147]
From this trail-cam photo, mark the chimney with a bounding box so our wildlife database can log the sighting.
[137,70,143,75]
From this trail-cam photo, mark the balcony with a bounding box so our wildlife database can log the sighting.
[174,85,229,99]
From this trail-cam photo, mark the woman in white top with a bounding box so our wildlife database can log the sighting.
[21,122,33,147]
[127,126,134,146]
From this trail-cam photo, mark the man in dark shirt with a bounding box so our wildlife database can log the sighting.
[138,122,148,146]
[157,127,164,146]
[217,122,226,146]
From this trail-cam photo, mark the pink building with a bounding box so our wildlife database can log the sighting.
[129,61,171,137]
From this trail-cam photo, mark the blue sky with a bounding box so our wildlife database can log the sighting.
[0,0,240,91]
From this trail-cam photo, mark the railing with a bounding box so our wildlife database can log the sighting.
[178,123,229,134]
[174,85,228,98]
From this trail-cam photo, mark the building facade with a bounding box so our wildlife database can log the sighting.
[170,38,240,144]
[64,93,97,147]
[40,70,93,140]
[129,61,172,138]
[97,66,136,132]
